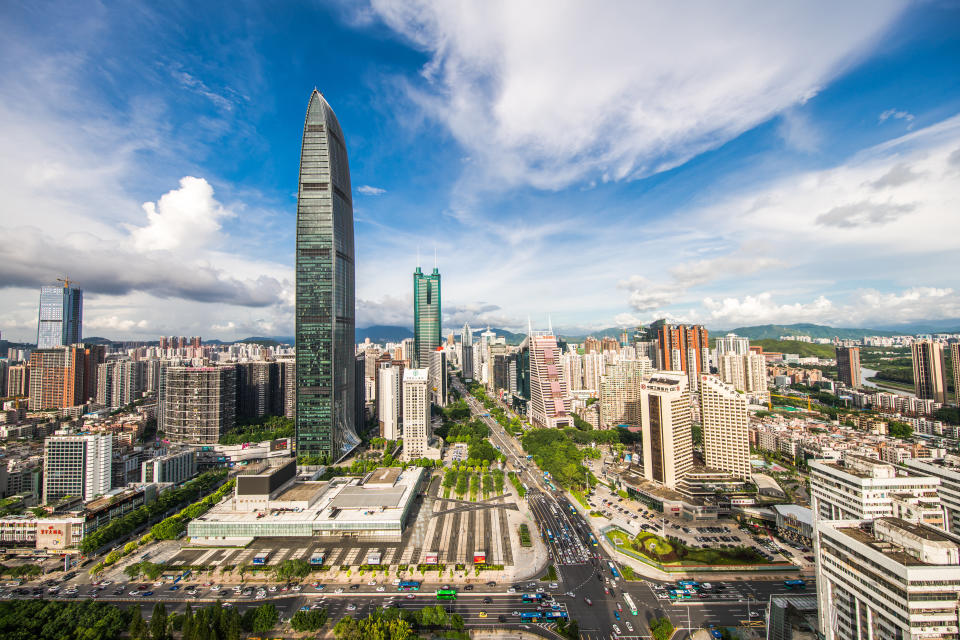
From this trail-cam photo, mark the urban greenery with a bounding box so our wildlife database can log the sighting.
[333,605,464,640]
[291,607,329,631]
[151,478,235,540]
[218,415,293,445]
[521,428,593,488]
[508,471,526,498]
[81,469,227,554]
[518,524,532,547]
[650,616,675,640]
[0,600,130,640]
[0,563,41,577]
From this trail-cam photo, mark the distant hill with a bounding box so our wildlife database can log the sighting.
[557,327,624,342]
[236,336,290,347]
[751,339,837,358]
[725,323,898,341]
[357,325,413,343]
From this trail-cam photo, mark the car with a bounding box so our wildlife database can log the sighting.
[186,588,197,595]
[376,586,385,592]
[626,622,634,632]
[507,588,516,593]
[168,585,180,591]
[584,597,593,606]
[268,585,277,592]
[549,582,558,589]
[292,585,302,592]
[405,594,416,599]
[300,606,310,611]
[210,585,221,592]
[464,584,474,591]
[614,610,621,621]
[604,587,610,595]
[498,615,506,623]
[346,603,357,611]
[478,611,487,618]
[368,580,377,586]
[335,588,344,594]
[100,580,112,586]
[143,591,153,597]
[129,591,141,597]
[482,597,492,604]
[613,624,622,635]
[349,584,360,590]
[153,581,164,587]
[315,584,326,591]
[114,588,125,595]
[486,581,497,587]
[512,611,521,616]
[616,603,623,612]
[565,591,575,598]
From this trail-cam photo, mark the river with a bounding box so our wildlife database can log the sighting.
[861,366,916,397]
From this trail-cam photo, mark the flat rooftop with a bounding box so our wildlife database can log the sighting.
[837,526,925,566]
[365,467,401,486]
[275,482,326,502]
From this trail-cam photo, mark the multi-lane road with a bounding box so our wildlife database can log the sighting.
[454,377,812,638]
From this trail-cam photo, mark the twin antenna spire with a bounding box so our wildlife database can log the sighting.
[416,246,439,269]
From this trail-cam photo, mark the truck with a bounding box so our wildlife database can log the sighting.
[309,552,324,566]
[252,552,269,565]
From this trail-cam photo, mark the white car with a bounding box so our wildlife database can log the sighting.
[626,622,634,632]
[613,624,622,635]
[346,603,357,611]
[268,585,277,592]
[335,587,344,594]
[100,581,112,586]
[154,581,164,587]
[210,585,221,591]
[291,585,302,591]
[376,586,385,592]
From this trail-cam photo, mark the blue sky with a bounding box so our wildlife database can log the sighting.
[1,0,959,342]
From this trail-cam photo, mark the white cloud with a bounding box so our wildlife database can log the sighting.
[879,108,915,125]
[357,185,387,195]
[702,292,834,326]
[370,0,905,190]
[130,177,233,252]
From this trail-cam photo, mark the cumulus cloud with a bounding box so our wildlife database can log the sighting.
[702,292,834,326]
[815,201,915,228]
[369,0,904,190]
[130,177,233,252]
[866,163,922,189]
[357,185,387,195]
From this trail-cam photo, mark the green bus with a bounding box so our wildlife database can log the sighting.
[436,589,457,600]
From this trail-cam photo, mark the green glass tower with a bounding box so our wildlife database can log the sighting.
[413,266,441,369]
[295,90,359,462]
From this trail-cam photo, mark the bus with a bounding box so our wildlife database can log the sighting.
[522,593,544,603]
[398,580,421,591]
[608,561,620,578]
[669,590,691,600]
[546,529,554,541]
[568,504,577,516]
[544,611,569,621]
[784,580,806,590]
[436,589,457,600]
[309,552,324,566]
[520,611,544,621]
[678,580,699,587]
[623,593,638,616]
[252,552,269,566]
[588,533,598,547]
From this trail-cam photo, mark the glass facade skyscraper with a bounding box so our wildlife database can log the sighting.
[37,284,82,349]
[413,266,441,369]
[295,90,359,462]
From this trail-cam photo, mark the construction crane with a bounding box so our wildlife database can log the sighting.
[767,393,812,412]
[57,277,76,288]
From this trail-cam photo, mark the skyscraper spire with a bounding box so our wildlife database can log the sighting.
[548,315,553,335]
[528,316,532,336]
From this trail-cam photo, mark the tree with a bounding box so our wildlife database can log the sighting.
[252,603,278,633]
[650,616,675,640]
[151,602,168,640]
[182,605,194,640]
[274,558,310,582]
[130,605,148,640]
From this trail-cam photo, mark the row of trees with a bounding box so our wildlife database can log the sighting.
[333,605,464,640]
[521,428,594,488]
[81,470,227,554]
[129,602,280,640]
[150,478,235,540]
[218,415,293,445]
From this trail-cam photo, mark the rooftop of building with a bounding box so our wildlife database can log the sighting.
[274,482,325,502]
[833,517,959,567]
[772,504,813,526]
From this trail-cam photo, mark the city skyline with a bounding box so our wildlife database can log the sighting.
[1,2,960,343]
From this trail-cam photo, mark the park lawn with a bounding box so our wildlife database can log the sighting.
[608,529,773,567]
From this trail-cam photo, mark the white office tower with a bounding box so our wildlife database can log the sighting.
[461,323,473,382]
[640,373,693,489]
[401,338,415,364]
[582,353,605,392]
[378,366,400,441]
[744,352,768,394]
[811,456,947,529]
[816,517,960,640]
[472,343,481,381]
[699,375,751,480]
[401,368,440,461]
[42,433,112,503]
[904,456,960,533]
[429,348,448,407]
[529,332,572,429]
[599,358,651,428]
[715,333,751,356]
[561,353,583,392]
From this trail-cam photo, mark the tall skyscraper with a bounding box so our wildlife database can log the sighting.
[529,331,571,429]
[28,344,105,410]
[911,340,946,404]
[640,373,692,489]
[715,333,750,356]
[700,375,751,480]
[835,346,862,388]
[378,365,400,440]
[656,323,708,390]
[294,89,358,462]
[413,265,441,369]
[43,433,112,503]
[460,323,473,382]
[599,359,650,429]
[429,348,448,407]
[37,282,82,349]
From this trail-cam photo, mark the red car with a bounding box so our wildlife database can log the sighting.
[584,597,593,606]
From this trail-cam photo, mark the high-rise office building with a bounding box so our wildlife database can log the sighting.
[951,344,960,406]
[599,359,650,428]
[529,332,571,429]
[835,346,862,388]
[96,360,147,409]
[236,361,279,420]
[640,373,692,489]
[378,365,400,441]
[37,282,82,349]
[401,368,439,460]
[294,89,358,462]
[815,518,960,640]
[700,375,751,480]
[460,323,473,382]
[42,433,112,503]
[159,366,236,444]
[413,265,441,369]
[911,340,947,404]
[810,456,946,528]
